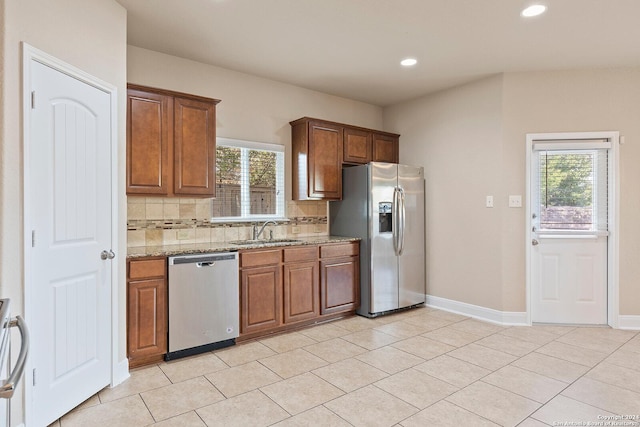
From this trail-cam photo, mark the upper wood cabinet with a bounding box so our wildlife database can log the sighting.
[290,117,400,200]
[343,127,372,164]
[173,97,217,196]
[372,133,399,163]
[126,84,220,197]
[127,89,171,195]
[291,118,343,200]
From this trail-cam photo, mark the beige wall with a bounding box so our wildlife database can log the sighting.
[384,75,506,311]
[127,45,384,203]
[502,68,640,315]
[1,0,127,424]
[384,68,640,316]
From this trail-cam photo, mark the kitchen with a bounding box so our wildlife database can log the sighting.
[2,0,640,426]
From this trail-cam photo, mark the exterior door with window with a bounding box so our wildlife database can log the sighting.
[530,138,610,324]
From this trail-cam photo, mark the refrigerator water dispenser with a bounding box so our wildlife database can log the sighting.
[378,202,392,233]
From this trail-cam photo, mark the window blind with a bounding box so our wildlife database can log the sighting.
[212,138,285,221]
[534,149,608,232]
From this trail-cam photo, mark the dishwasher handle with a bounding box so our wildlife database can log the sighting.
[169,253,237,266]
[197,262,215,268]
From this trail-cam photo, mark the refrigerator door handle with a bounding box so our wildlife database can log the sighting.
[398,188,406,256]
[0,316,29,399]
[393,187,400,256]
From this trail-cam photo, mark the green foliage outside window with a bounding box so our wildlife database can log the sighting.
[540,153,593,208]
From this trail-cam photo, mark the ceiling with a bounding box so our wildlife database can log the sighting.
[116,0,640,106]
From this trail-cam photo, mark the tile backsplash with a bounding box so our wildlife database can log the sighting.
[127,197,328,247]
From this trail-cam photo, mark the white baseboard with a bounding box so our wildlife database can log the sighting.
[426,295,529,326]
[618,315,640,330]
[111,358,130,387]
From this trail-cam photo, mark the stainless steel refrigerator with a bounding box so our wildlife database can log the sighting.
[330,162,426,317]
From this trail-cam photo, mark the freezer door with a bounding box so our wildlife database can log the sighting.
[370,162,399,313]
[398,165,426,307]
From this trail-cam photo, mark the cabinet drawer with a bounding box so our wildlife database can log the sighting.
[320,242,359,259]
[283,246,318,263]
[241,249,281,268]
[129,258,166,280]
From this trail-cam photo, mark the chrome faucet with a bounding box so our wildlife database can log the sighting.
[253,220,278,240]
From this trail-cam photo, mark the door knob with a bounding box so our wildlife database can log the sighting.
[101,250,116,260]
[532,239,539,246]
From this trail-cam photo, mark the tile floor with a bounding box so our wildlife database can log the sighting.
[49,307,640,427]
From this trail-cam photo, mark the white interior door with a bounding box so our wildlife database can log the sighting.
[530,141,610,325]
[29,59,112,426]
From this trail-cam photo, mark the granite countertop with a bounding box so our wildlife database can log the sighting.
[127,235,361,258]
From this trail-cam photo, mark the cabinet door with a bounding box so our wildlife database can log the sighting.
[320,256,360,315]
[283,261,319,323]
[127,278,167,360]
[372,133,399,164]
[127,90,171,195]
[173,97,216,196]
[308,121,343,199]
[241,265,282,334]
[343,127,372,164]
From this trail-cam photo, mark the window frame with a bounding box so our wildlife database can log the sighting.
[532,141,610,235]
[211,137,286,222]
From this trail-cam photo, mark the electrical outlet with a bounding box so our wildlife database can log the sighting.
[291,226,300,234]
[509,195,522,208]
[486,196,494,208]
[177,229,191,240]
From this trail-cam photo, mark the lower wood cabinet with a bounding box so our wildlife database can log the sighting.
[240,249,282,335]
[241,265,282,334]
[126,241,360,358]
[320,242,360,315]
[283,246,319,324]
[127,257,167,368]
[239,241,358,339]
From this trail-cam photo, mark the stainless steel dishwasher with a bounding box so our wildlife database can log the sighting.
[166,252,239,360]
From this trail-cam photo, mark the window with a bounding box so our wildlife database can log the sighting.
[534,148,608,232]
[212,138,285,221]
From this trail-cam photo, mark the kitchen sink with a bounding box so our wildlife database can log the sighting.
[229,239,302,246]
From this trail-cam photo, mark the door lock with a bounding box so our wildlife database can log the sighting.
[100,250,116,260]
[532,239,539,246]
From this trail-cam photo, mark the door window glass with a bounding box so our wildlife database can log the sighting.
[535,149,607,232]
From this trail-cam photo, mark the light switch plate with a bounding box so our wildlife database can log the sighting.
[291,226,300,234]
[486,196,494,208]
[509,195,522,208]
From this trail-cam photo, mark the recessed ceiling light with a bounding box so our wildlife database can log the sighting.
[400,58,417,67]
[521,4,547,17]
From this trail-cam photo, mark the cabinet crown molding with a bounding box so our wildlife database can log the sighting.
[289,116,400,138]
[127,83,221,105]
